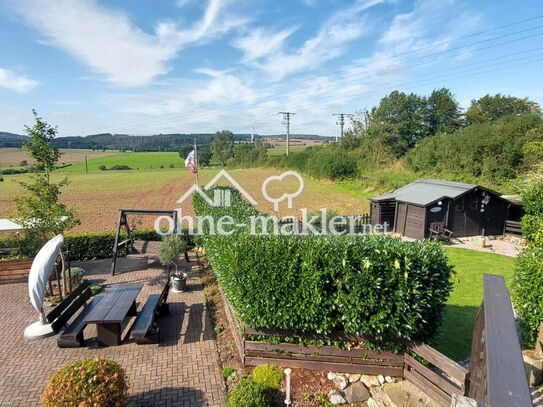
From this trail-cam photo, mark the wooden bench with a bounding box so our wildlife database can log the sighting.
[132,282,170,344]
[52,281,102,348]
[57,295,102,348]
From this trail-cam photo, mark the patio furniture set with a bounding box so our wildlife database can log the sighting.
[56,280,170,348]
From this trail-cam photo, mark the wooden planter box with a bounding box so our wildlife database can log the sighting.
[219,287,469,407]
[0,258,33,285]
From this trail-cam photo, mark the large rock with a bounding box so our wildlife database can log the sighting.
[333,375,349,390]
[523,350,543,386]
[344,382,370,404]
[360,374,381,388]
[384,383,409,407]
[328,390,346,405]
[367,397,385,407]
[348,373,361,383]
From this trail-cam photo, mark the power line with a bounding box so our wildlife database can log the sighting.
[277,112,296,155]
[107,17,543,133]
[118,44,543,133]
[280,50,543,116]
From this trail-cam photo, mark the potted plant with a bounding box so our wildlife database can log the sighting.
[158,235,188,292]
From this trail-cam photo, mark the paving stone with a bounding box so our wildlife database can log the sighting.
[0,254,226,406]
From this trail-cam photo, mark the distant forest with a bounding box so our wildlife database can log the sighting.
[0,131,326,151]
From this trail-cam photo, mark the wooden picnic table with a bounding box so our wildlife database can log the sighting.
[84,283,142,346]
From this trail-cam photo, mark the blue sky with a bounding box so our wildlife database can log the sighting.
[1,0,542,137]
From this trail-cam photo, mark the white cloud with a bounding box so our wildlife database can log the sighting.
[13,0,245,87]
[231,27,298,62]
[0,67,38,93]
[232,0,386,79]
[156,0,248,50]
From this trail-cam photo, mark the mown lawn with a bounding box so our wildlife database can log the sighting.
[435,247,515,361]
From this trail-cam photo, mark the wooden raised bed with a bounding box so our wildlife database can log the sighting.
[0,258,33,284]
[219,288,470,407]
[220,288,405,377]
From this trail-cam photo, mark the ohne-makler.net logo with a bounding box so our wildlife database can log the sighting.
[154,170,390,236]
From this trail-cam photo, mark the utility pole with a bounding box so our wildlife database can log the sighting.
[277,112,296,155]
[333,113,350,142]
[250,123,256,143]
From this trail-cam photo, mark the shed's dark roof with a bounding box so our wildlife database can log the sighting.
[371,179,478,206]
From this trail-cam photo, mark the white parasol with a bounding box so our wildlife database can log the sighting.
[24,234,64,339]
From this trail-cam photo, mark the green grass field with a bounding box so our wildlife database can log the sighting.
[57,151,183,173]
[267,145,308,156]
[436,247,515,361]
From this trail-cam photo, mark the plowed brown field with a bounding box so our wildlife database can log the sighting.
[0,168,369,233]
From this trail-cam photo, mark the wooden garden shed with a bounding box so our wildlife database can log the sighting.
[370,179,511,239]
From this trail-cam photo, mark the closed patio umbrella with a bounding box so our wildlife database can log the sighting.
[24,234,63,339]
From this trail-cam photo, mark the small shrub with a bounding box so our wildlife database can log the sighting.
[227,378,274,407]
[98,165,107,171]
[90,284,102,295]
[109,165,132,171]
[41,357,128,407]
[251,364,282,390]
[222,366,236,379]
[63,266,85,287]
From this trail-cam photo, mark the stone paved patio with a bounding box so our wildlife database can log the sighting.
[0,253,226,406]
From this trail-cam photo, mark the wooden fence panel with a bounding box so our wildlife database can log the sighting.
[468,274,532,407]
[405,343,469,407]
[504,220,522,235]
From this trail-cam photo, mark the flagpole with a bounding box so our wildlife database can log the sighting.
[194,138,199,187]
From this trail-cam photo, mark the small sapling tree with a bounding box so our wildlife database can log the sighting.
[13,110,79,244]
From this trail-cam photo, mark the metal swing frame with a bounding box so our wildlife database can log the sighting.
[111,209,178,276]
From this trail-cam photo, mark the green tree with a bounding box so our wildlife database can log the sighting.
[178,145,193,161]
[13,111,78,241]
[466,94,541,124]
[211,130,235,166]
[198,146,212,167]
[367,91,429,156]
[426,88,462,134]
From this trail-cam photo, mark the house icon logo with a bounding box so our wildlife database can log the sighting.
[177,170,258,207]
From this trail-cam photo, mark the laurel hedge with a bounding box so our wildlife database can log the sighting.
[194,188,454,348]
[512,178,543,345]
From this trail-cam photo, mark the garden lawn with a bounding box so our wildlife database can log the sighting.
[435,247,515,361]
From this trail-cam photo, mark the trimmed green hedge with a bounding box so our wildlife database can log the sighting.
[194,188,454,349]
[1,229,190,261]
[512,179,543,345]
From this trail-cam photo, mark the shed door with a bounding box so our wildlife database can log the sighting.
[395,203,407,233]
[465,193,482,236]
